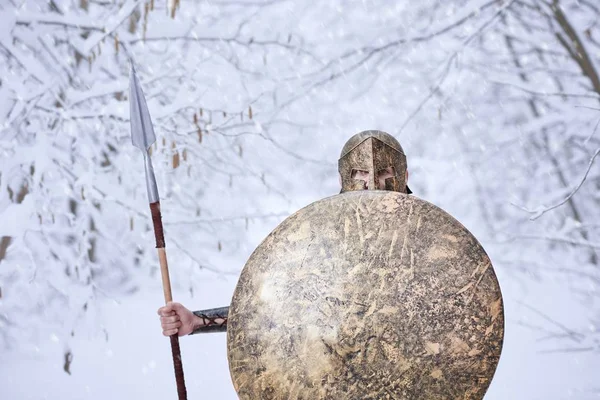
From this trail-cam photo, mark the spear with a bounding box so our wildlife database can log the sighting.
[129,63,188,400]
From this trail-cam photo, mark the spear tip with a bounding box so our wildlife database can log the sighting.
[129,65,157,151]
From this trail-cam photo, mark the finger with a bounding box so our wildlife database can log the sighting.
[163,328,178,336]
[163,321,182,331]
[157,306,172,316]
[160,315,180,324]
[160,317,181,326]
[158,302,178,314]
[161,315,179,324]
[158,308,176,317]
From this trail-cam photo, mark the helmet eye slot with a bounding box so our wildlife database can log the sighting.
[377,167,395,180]
[351,169,370,181]
[351,169,369,189]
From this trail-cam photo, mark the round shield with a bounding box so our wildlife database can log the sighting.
[227,191,504,399]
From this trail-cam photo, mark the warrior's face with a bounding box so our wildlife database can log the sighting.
[338,130,410,193]
[351,166,408,191]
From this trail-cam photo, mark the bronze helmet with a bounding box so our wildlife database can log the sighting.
[339,130,411,194]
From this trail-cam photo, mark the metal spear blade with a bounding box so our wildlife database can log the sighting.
[129,64,156,150]
[129,63,159,203]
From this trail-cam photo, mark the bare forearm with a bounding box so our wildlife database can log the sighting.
[190,306,229,334]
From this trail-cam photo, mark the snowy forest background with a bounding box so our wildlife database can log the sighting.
[1,0,599,398]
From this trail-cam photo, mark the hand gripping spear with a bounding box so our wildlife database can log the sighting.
[129,64,188,400]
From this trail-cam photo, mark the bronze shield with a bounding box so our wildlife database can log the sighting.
[227,191,504,400]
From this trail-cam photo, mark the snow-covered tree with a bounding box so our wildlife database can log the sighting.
[0,0,324,351]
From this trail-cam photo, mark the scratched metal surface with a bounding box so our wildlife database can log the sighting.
[227,191,504,400]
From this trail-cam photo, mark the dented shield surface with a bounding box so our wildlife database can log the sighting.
[227,191,504,400]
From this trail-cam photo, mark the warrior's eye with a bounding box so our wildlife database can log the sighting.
[377,167,395,179]
[351,169,369,181]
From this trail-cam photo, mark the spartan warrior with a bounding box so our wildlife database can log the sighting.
[157,130,412,336]
[158,130,504,400]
